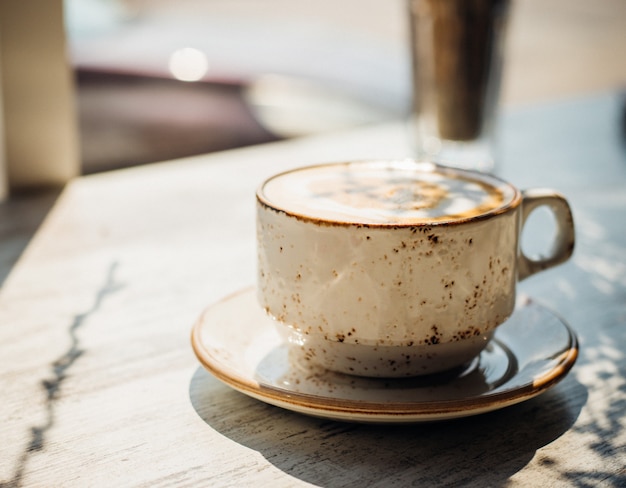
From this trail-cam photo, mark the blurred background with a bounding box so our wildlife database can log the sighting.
[64,0,626,174]
[0,0,624,283]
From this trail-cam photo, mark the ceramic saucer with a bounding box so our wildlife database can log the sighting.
[191,287,578,423]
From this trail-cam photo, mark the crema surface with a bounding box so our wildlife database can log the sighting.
[259,160,517,225]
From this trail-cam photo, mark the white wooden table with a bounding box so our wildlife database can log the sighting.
[1,92,625,486]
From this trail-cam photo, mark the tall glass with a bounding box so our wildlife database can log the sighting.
[408,0,511,173]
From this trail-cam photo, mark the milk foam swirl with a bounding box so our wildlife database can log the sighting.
[259,161,516,224]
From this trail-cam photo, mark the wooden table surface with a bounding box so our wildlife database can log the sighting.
[1,92,626,486]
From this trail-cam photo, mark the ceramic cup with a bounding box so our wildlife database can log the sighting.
[256,160,574,377]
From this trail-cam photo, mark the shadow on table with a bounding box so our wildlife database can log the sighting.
[0,188,63,288]
[189,367,587,487]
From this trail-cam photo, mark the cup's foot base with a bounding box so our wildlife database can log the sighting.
[285,332,493,378]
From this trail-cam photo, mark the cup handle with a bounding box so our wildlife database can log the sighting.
[518,189,575,281]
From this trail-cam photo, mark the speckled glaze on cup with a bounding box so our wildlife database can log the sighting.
[256,160,574,377]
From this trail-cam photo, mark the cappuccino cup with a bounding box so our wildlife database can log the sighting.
[256,160,574,377]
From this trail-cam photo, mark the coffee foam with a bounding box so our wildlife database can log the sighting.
[259,160,516,225]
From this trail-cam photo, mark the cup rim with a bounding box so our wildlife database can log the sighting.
[256,159,522,228]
